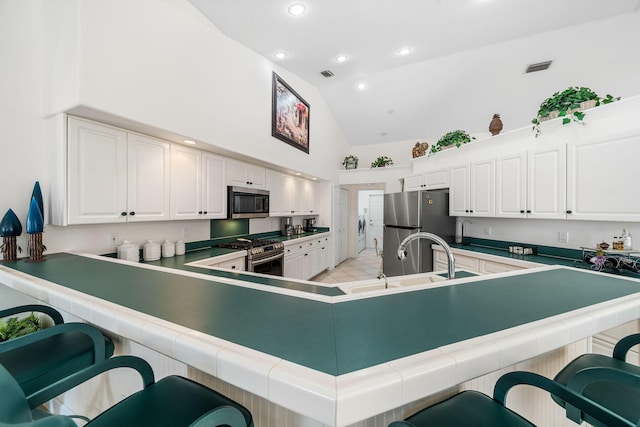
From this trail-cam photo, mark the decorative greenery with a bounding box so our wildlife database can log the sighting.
[0,312,41,342]
[342,155,359,169]
[531,86,619,137]
[370,156,393,168]
[430,130,475,155]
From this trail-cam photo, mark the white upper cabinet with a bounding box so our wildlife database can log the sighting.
[404,168,449,192]
[265,169,315,216]
[449,159,494,217]
[171,145,226,220]
[227,160,266,189]
[527,145,566,219]
[567,134,640,221]
[126,133,171,222]
[201,152,227,219]
[495,153,527,218]
[65,116,170,225]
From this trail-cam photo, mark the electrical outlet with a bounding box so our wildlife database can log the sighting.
[559,231,569,243]
[484,226,492,236]
[182,227,188,238]
[109,233,119,246]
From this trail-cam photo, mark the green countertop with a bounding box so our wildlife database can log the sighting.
[4,253,640,375]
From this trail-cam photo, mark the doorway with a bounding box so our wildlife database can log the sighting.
[357,189,384,255]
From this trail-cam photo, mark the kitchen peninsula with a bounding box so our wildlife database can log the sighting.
[1,251,640,426]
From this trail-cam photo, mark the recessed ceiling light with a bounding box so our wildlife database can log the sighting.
[397,47,413,56]
[183,140,196,145]
[336,55,348,63]
[274,51,287,59]
[287,3,306,16]
[356,82,367,90]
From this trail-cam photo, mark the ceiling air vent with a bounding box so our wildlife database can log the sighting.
[320,70,334,78]
[525,60,553,74]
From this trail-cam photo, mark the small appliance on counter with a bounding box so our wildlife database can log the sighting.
[281,217,294,236]
[303,217,317,232]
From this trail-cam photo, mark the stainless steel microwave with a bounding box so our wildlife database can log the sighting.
[228,186,270,219]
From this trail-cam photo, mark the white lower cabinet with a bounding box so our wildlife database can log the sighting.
[215,256,246,271]
[283,234,331,280]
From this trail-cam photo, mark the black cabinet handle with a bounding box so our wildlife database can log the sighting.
[520,210,525,214]
[231,265,236,269]
[526,210,531,214]
[566,210,572,214]
[465,210,469,213]
[121,212,127,216]
[203,211,207,215]
[198,211,203,214]
[129,211,135,216]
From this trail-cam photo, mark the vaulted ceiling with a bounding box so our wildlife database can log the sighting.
[190,0,640,146]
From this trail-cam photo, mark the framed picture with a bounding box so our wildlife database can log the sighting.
[272,72,310,153]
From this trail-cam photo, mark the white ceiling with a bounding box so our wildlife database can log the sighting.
[189,0,640,146]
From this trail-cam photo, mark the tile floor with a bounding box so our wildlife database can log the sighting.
[313,248,382,283]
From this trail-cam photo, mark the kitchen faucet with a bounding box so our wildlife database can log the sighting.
[397,232,456,279]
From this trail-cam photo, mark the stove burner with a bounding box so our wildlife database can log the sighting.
[216,238,281,250]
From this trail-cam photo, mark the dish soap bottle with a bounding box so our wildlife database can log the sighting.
[622,229,633,250]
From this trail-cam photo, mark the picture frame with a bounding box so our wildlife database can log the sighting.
[272,72,310,153]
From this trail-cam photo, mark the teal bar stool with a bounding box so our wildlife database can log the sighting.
[388,371,633,427]
[0,305,114,397]
[0,355,253,427]
[553,333,640,425]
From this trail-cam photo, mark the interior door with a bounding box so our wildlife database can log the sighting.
[368,194,384,250]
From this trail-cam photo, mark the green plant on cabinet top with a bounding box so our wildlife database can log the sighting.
[430,130,475,155]
[370,156,393,168]
[531,86,619,137]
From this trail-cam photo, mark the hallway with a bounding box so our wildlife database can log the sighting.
[313,248,382,284]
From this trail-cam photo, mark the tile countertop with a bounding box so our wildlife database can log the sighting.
[2,243,640,425]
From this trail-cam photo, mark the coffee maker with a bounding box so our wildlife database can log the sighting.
[281,217,294,236]
[303,217,317,232]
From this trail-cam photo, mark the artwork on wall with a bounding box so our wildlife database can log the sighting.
[272,72,310,153]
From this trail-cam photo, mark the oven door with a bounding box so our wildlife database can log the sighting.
[250,252,284,276]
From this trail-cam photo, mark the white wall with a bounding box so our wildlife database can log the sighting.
[0,0,349,256]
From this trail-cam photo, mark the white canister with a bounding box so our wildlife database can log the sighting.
[175,240,186,256]
[142,240,161,261]
[161,240,175,258]
[117,240,140,262]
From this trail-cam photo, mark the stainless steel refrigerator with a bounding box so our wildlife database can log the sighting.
[382,190,454,277]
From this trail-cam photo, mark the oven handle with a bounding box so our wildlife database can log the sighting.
[250,252,284,266]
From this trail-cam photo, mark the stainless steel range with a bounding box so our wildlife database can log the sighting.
[216,238,285,276]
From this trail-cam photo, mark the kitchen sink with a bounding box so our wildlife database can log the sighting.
[339,273,447,295]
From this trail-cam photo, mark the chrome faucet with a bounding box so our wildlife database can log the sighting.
[397,232,456,279]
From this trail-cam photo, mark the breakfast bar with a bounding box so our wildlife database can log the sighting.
[1,253,640,426]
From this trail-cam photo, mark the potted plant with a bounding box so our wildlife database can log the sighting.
[370,156,393,168]
[342,155,359,169]
[0,312,41,342]
[430,130,475,155]
[531,86,619,137]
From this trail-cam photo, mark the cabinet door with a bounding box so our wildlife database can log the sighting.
[297,178,315,214]
[527,145,566,219]
[424,169,449,190]
[495,153,527,218]
[449,164,470,216]
[470,159,495,217]
[171,145,202,220]
[127,134,171,222]
[282,174,296,215]
[227,160,265,188]
[284,252,302,279]
[67,117,128,224]
[567,135,640,221]
[202,153,226,219]
[266,170,284,216]
[404,174,424,191]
